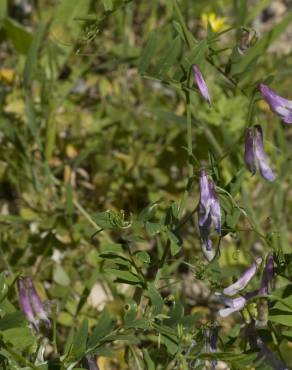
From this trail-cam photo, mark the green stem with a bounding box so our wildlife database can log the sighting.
[53,314,58,355]
[268,322,285,363]
[73,199,101,232]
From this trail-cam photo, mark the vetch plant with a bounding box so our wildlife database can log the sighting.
[0,0,291,369]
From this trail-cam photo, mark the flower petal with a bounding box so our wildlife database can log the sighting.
[200,214,215,261]
[244,127,257,175]
[26,278,51,329]
[254,125,275,181]
[208,180,221,234]
[198,170,212,226]
[192,64,211,105]
[218,296,246,318]
[17,278,38,330]
[258,84,292,124]
[223,257,262,296]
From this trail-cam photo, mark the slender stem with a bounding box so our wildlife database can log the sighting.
[73,199,100,232]
[186,92,193,177]
[268,322,285,363]
[159,240,171,269]
[53,314,58,355]
[178,77,194,218]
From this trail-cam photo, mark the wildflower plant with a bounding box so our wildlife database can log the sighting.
[0,1,291,370]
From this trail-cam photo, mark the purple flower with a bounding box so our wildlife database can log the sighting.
[26,278,51,329]
[259,255,274,295]
[216,291,258,318]
[258,84,292,124]
[223,257,262,296]
[244,125,275,181]
[192,64,211,105]
[198,170,221,261]
[17,278,38,330]
[17,277,51,330]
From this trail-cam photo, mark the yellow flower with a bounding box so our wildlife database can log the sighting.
[201,12,228,33]
[0,68,16,84]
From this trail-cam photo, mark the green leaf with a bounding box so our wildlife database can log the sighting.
[143,349,155,370]
[3,18,32,54]
[166,230,181,256]
[145,283,164,316]
[145,221,163,236]
[137,201,160,222]
[23,23,47,89]
[123,299,149,329]
[88,310,116,349]
[0,311,25,331]
[135,251,151,265]
[226,207,241,229]
[0,272,8,303]
[92,211,130,230]
[179,313,201,327]
[0,0,7,20]
[269,308,292,326]
[102,0,114,11]
[199,351,258,367]
[71,319,88,359]
[102,333,139,344]
[53,264,71,287]
[155,36,182,77]
[100,253,131,268]
[105,268,142,285]
[160,334,178,355]
[177,39,208,81]
[124,299,138,326]
[138,31,159,75]
[226,169,245,197]
[164,300,184,326]
[172,20,185,41]
[2,327,35,350]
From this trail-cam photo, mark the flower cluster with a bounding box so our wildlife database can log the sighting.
[193,66,292,259]
[216,255,274,318]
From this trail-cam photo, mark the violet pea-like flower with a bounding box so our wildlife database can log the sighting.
[192,64,211,105]
[26,277,51,329]
[223,257,262,296]
[198,170,221,261]
[244,125,275,182]
[17,277,51,331]
[216,291,258,318]
[258,84,292,124]
[17,278,38,330]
